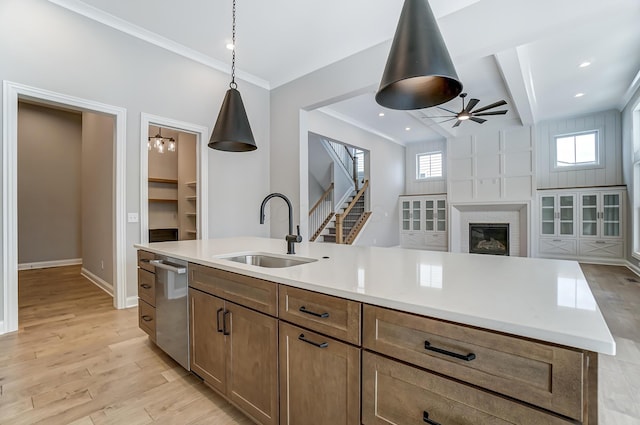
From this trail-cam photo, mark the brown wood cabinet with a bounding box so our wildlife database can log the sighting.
[137,250,156,341]
[188,286,279,425]
[362,351,572,425]
[279,321,360,425]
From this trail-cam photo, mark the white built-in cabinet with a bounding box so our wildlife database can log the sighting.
[399,195,447,251]
[537,187,625,261]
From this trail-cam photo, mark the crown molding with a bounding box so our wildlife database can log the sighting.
[46,0,270,90]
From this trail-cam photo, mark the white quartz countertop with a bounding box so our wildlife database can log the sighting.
[135,237,616,355]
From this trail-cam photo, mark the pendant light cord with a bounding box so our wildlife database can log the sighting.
[230,0,237,89]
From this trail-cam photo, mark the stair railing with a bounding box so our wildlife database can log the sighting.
[327,140,358,190]
[308,183,334,242]
[335,180,369,244]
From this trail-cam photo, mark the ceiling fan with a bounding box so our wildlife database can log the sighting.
[427,93,508,128]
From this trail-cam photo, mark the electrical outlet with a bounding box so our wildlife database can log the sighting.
[128,213,139,223]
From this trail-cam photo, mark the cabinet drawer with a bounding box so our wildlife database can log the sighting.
[138,269,155,306]
[579,240,623,258]
[362,352,572,425]
[189,264,277,316]
[280,321,360,425]
[539,238,577,256]
[138,299,156,342]
[363,305,584,421]
[279,286,361,345]
[400,232,423,248]
[138,250,155,273]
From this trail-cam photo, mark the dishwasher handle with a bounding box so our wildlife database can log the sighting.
[149,259,187,274]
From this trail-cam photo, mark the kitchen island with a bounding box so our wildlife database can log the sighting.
[135,237,615,425]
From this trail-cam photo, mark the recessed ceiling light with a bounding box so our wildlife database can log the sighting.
[579,61,591,68]
[575,93,585,98]
[226,43,235,50]
[378,112,385,117]
[405,127,411,131]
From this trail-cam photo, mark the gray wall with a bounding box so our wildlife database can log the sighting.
[82,112,114,285]
[404,139,447,195]
[0,0,271,315]
[308,134,332,206]
[308,111,404,247]
[536,110,622,189]
[621,86,640,269]
[17,102,82,264]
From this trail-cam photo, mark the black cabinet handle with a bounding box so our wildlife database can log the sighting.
[423,410,441,425]
[216,308,224,333]
[424,340,476,361]
[141,315,153,322]
[223,310,231,335]
[298,333,328,348]
[140,284,151,289]
[299,306,329,318]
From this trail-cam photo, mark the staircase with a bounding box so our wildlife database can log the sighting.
[318,181,371,244]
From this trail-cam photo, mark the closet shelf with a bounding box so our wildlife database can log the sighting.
[149,198,178,203]
[186,196,197,201]
[148,178,178,184]
[185,181,197,187]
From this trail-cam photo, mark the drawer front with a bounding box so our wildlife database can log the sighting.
[363,305,584,420]
[539,238,578,256]
[362,352,571,425]
[189,264,277,316]
[579,240,623,258]
[279,286,361,345]
[138,299,156,342]
[138,250,155,273]
[400,232,423,249]
[138,269,156,306]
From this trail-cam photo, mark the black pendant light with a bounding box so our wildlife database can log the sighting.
[375,0,463,110]
[209,0,257,152]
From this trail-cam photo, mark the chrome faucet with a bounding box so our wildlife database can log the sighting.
[259,193,302,254]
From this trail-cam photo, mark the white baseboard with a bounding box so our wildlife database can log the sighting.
[81,267,114,297]
[126,296,139,309]
[0,320,5,335]
[18,258,82,270]
[626,260,640,278]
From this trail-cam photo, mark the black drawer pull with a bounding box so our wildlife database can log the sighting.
[424,340,476,361]
[216,308,224,333]
[423,411,441,425]
[298,334,328,348]
[140,284,152,289]
[299,306,329,318]
[141,315,153,322]
[223,310,231,335]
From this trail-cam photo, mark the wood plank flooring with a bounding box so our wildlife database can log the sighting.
[0,264,639,424]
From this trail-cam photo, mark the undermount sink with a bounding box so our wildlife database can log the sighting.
[221,253,317,268]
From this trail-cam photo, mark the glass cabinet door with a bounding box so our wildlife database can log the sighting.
[401,200,410,231]
[540,196,556,235]
[424,200,434,231]
[558,195,575,236]
[602,193,620,237]
[581,194,598,236]
[412,200,422,231]
[436,199,446,232]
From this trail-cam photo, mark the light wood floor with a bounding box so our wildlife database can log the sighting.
[1,264,639,424]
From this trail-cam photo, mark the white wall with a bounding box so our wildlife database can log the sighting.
[308,111,404,247]
[621,86,640,269]
[536,110,622,189]
[405,139,447,195]
[308,133,333,206]
[0,0,270,314]
[17,102,82,264]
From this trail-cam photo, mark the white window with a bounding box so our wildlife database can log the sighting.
[554,130,599,168]
[417,152,442,179]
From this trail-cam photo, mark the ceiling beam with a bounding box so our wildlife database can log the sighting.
[408,110,457,139]
[494,48,536,126]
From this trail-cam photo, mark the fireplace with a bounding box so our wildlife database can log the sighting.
[469,223,509,256]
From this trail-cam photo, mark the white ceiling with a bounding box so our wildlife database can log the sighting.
[50,0,640,145]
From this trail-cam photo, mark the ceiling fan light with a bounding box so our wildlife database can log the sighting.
[209,88,257,152]
[458,112,471,120]
[375,0,463,110]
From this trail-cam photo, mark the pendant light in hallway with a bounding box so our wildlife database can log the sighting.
[209,0,257,152]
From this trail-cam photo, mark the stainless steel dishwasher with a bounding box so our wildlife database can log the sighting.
[150,256,189,370]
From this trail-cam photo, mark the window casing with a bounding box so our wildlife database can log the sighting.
[553,130,601,170]
[416,152,443,180]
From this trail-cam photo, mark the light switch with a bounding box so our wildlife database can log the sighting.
[128,213,139,223]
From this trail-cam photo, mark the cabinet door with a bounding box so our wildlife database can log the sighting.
[424,199,434,231]
[601,192,621,237]
[558,194,576,236]
[189,288,226,393]
[279,322,360,425]
[540,195,556,236]
[226,302,278,425]
[400,200,410,231]
[411,200,422,231]
[580,194,598,237]
[436,199,446,232]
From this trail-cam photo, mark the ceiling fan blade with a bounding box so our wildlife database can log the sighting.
[473,110,508,116]
[452,120,462,128]
[465,98,480,113]
[472,100,507,113]
[423,115,457,119]
[437,106,459,114]
[470,117,487,124]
